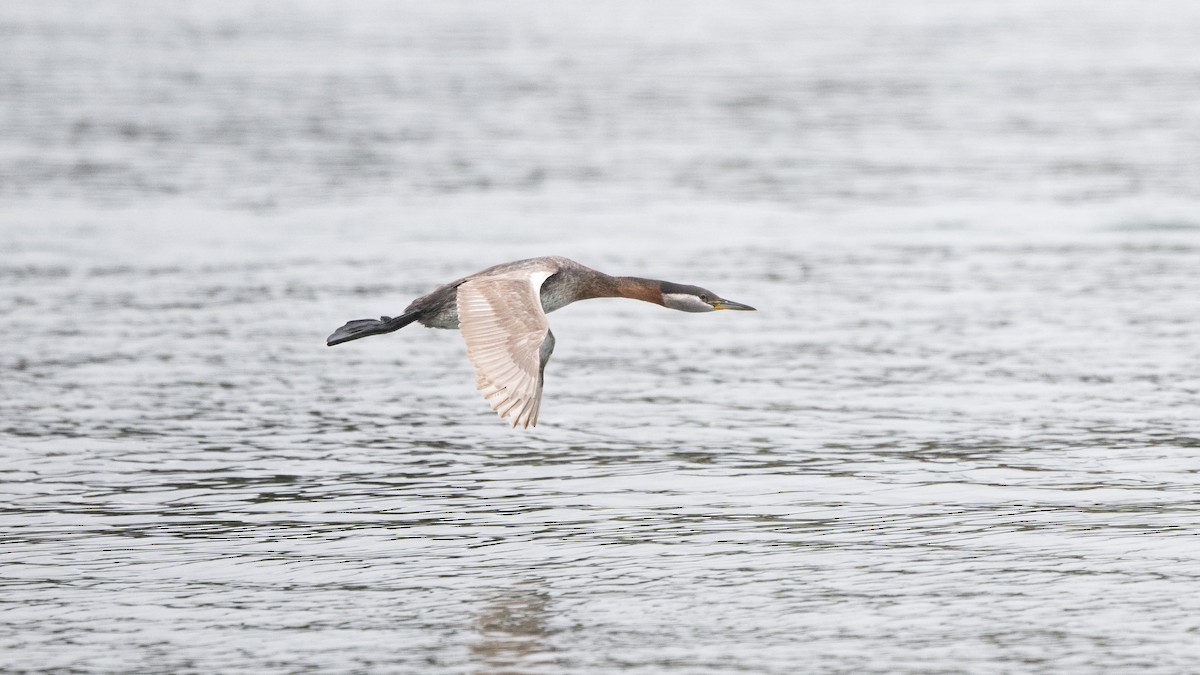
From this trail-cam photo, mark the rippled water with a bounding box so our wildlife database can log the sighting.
[3,1,1200,673]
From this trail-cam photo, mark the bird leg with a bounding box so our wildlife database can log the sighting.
[325,312,418,346]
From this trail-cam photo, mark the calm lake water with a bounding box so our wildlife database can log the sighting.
[3,1,1200,673]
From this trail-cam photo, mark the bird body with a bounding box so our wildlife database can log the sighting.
[397,256,665,329]
[327,256,754,428]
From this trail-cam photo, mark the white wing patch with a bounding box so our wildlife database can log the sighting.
[456,270,555,429]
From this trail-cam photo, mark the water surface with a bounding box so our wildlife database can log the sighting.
[2,1,1199,673]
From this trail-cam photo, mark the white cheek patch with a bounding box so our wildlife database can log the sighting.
[663,293,712,313]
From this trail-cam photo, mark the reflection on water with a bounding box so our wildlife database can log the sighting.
[472,589,554,673]
[3,0,1200,673]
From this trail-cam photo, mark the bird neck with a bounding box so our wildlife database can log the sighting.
[605,276,665,305]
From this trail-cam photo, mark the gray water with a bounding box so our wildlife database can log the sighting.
[3,1,1200,673]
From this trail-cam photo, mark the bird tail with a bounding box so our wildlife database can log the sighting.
[326,312,419,346]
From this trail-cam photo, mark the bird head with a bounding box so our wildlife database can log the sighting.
[660,281,756,313]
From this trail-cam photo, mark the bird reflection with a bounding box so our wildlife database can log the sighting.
[470,589,554,674]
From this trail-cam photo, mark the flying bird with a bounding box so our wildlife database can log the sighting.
[326,256,755,428]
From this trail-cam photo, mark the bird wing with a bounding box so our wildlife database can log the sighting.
[456,271,556,428]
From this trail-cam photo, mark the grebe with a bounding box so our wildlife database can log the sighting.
[327,256,754,428]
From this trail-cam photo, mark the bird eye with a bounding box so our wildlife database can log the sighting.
[699,294,709,302]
